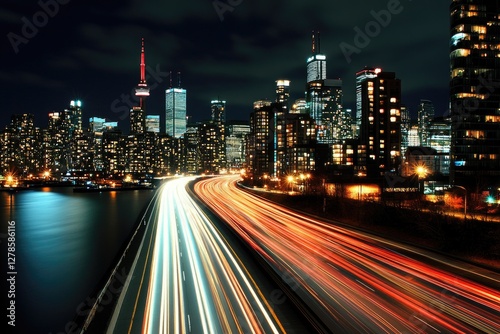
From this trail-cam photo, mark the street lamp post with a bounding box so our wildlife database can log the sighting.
[455,185,467,220]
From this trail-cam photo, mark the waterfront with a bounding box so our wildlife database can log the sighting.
[1,187,154,333]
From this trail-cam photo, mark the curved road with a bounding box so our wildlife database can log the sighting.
[106,177,288,333]
[194,175,500,333]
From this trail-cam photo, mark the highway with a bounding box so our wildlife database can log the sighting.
[194,175,500,333]
[106,177,295,334]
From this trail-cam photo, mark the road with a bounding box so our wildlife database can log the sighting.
[194,175,500,333]
[106,177,291,334]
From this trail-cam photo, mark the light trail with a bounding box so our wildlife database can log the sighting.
[114,177,284,334]
[194,175,500,333]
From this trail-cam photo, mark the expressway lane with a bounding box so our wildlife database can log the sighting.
[106,177,295,333]
[194,175,500,333]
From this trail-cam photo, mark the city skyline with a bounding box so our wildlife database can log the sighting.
[2,0,450,130]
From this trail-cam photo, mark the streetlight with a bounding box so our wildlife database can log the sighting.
[415,164,429,193]
[454,185,467,220]
[287,175,295,193]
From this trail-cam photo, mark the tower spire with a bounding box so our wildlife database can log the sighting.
[312,30,320,54]
[135,37,150,109]
[140,37,146,83]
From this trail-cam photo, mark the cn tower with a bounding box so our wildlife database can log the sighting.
[135,37,150,109]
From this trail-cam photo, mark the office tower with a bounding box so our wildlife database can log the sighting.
[3,113,38,176]
[291,99,307,114]
[165,74,187,138]
[429,117,452,154]
[210,99,227,170]
[135,38,150,109]
[400,105,410,158]
[103,129,125,175]
[89,117,106,133]
[198,121,220,174]
[276,79,291,112]
[183,123,200,174]
[307,31,327,83]
[417,99,435,146]
[355,68,380,138]
[306,79,343,144]
[146,115,161,133]
[226,120,250,171]
[284,113,317,174]
[450,0,500,188]
[130,106,145,135]
[248,102,275,180]
[357,68,401,175]
[67,100,82,137]
[408,124,420,147]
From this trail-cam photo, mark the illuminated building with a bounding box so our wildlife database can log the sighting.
[408,123,420,147]
[126,38,151,174]
[290,99,307,114]
[198,121,219,174]
[276,80,290,112]
[2,113,39,176]
[305,32,343,144]
[146,115,160,133]
[357,68,401,175]
[284,113,318,174]
[165,73,187,138]
[45,110,70,174]
[306,79,344,144]
[89,117,106,132]
[211,99,227,170]
[450,0,500,189]
[102,129,125,175]
[226,120,250,171]
[400,105,410,158]
[130,106,145,135]
[135,38,150,109]
[429,117,451,154]
[417,99,435,146]
[306,31,327,83]
[248,102,275,179]
[355,68,379,138]
[403,147,449,177]
[183,123,199,174]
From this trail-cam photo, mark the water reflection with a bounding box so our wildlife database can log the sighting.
[0,188,154,333]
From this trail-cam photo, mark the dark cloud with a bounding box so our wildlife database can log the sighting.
[1,0,450,130]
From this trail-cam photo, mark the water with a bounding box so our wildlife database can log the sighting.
[1,187,154,333]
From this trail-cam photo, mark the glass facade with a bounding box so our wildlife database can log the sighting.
[165,88,187,138]
[450,0,500,188]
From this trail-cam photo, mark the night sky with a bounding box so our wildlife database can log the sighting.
[1,0,450,132]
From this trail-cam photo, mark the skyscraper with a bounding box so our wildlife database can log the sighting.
[275,79,290,112]
[306,79,343,143]
[357,68,401,175]
[165,74,187,138]
[306,31,327,83]
[450,0,500,189]
[417,99,435,147]
[146,115,161,133]
[355,68,380,138]
[305,32,343,144]
[210,99,227,170]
